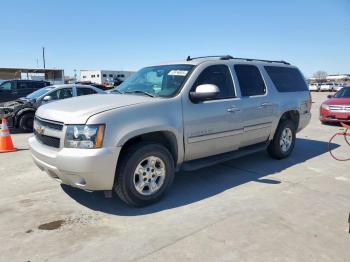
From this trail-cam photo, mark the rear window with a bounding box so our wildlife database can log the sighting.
[265,66,308,92]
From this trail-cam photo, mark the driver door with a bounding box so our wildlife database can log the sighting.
[182,65,243,161]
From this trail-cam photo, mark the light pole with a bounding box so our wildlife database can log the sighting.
[42,47,46,69]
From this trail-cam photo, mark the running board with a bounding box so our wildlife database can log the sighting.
[181,142,268,171]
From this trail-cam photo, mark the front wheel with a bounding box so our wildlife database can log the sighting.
[114,142,175,207]
[267,120,296,159]
[19,112,35,132]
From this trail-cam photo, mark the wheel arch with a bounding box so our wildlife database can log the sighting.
[269,109,300,140]
[117,130,179,169]
[14,108,36,126]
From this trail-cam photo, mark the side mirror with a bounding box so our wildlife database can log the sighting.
[327,95,333,99]
[190,84,220,102]
[43,95,53,102]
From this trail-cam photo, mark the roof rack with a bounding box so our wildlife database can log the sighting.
[186,55,290,65]
[232,57,290,65]
[186,55,233,61]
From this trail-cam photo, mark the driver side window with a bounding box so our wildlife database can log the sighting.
[193,65,235,99]
[0,82,13,91]
[49,88,73,100]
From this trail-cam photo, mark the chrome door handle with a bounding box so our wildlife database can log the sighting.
[227,107,240,113]
[258,102,272,108]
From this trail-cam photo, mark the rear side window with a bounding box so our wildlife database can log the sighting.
[264,66,308,92]
[234,65,266,96]
[77,88,97,96]
[193,65,235,99]
[17,81,29,89]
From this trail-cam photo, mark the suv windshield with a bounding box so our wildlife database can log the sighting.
[111,64,194,97]
[334,87,350,98]
[26,86,53,99]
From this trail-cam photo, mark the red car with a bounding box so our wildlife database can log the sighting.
[320,86,350,124]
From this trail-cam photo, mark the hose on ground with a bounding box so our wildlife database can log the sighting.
[328,122,350,161]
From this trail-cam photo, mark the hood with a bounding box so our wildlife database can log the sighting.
[324,97,350,105]
[36,94,156,124]
[1,98,27,107]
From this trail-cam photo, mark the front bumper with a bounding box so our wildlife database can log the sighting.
[320,109,350,123]
[29,136,121,191]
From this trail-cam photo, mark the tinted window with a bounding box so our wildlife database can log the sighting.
[265,66,308,92]
[77,88,97,96]
[193,65,235,99]
[334,87,350,98]
[17,81,30,89]
[32,82,49,88]
[234,65,266,96]
[109,74,113,77]
[103,74,107,77]
[49,88,73,100]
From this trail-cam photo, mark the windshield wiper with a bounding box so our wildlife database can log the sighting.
[124,90,156,97]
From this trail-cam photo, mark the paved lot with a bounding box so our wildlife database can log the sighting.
[0,92,349,262]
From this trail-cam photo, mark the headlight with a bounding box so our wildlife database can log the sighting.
[65,124,105,149]
[321,104,329,111]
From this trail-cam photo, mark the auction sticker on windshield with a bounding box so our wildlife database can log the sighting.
[168,70,188,76]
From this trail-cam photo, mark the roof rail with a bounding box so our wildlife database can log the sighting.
[186,55,233,61]
[232,57,290,65]
[186,55,290,65]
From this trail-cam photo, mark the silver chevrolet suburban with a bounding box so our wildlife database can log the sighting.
[29,55,311,207]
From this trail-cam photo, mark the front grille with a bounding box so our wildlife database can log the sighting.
[34,130,60,148]
[34,116,64,131]
[329,105,350,112]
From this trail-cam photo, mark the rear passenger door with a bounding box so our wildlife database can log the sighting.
[234,64,274,147]
[16,81,33,98]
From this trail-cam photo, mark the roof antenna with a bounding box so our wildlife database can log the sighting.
[186,56,191,61]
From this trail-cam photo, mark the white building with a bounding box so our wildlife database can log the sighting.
[326,74,350,81]
[80,70,134,85]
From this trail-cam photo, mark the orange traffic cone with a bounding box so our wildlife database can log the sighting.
[0,118,17,153]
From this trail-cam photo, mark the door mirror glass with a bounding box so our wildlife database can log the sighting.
[190,84,220,102]
[327,95,333,99]
[43,95,53,102]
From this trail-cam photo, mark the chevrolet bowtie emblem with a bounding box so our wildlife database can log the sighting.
[36,126,45,135]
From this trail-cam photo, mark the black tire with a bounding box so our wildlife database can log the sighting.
[114,142,175,207]
[19,112,35,132]
[267,120,296,159]
[320,120,328,125]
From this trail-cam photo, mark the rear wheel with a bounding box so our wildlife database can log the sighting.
[114,142,175,207]
[19,112,35,132]
[267,120,296,159]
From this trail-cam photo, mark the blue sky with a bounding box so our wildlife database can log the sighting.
[0,0,349,77]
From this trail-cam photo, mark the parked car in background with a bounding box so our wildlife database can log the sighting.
[0,84,104,131]
[320,86,350,124]
[29,55,311,207]
[320,82,336,92]
[0,80,51,103]
[309,83,320,91]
